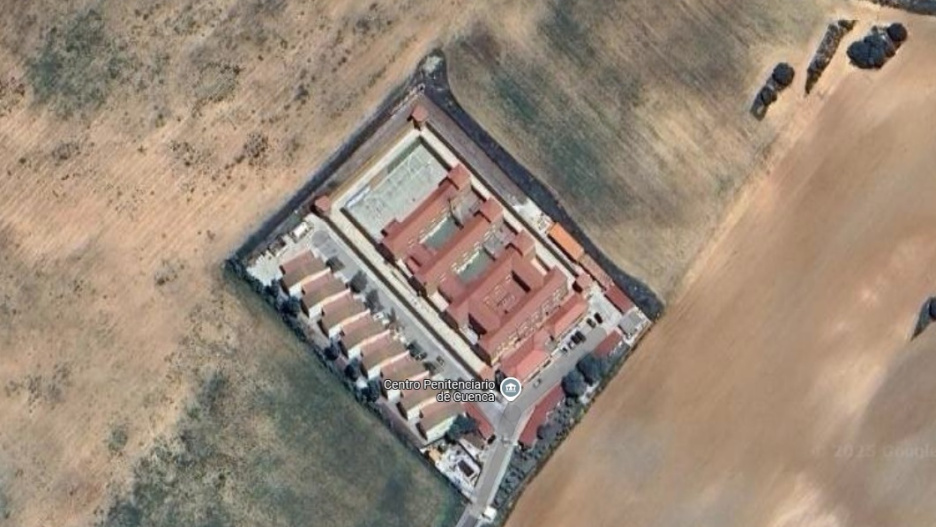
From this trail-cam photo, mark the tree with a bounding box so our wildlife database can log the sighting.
[561,370,587,398]
[537,422,559,443]
[847,35,889,69]
[445,414,479,443]
[365,289,382,313]
[758,85,777,106]
[281,296,302,316]
[928,297,936,320]
[349,270,368,294]
[576,353,603,386]
[887,23,907,45]
[387,309,400,331]
[363,380,381,403]
[407,340,425,359]
[325,256,344,272]
[344,359,361,381]
[323,342,341,361]
[262,284,279,306]
[771,62,795,88]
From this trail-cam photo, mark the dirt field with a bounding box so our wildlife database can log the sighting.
[509,11,936,527]
[0,1,471,526]
[448,0,841,296]
[0,0,908,526]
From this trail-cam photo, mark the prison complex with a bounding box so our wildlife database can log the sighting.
[378,164,586,368]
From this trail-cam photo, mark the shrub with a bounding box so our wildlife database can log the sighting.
[349,270,368,294]
[576,353,603,386]
[445,414,478,443]
[27,9,136,116]
[323,343,341,361]
[772,63,795,88]
[887,23,908,44]
[536,423,559,443]
[108,425,129,454]
[365,289,382,312]
[848,34,892,69]
[758,85,777,105]
[282,296,302,316]
[363,380,381,403]
[344,360,361,381]
[561,370,587,398]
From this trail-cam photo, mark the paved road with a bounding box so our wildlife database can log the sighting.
[306,215,620,525]
[458,324,613,524]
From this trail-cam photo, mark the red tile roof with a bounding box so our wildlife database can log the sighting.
[320,296,368,330]
[413,205,497,291]
[510,231,535,258]
[380,166,472,259]
[312,194,332,214]
[573,273,593,293]
[418,400,462,437]
[546,293,587,339]
[343,319,388,350]
[280,251,327,290]
[580,254,613,290]
[360,338,408,372]
[547,223,585,262]
[519,385,564,448]
[410,104,429,125]
[595,329,624,359]
[464,402,495,441]
[500,340,549,382]
[478,268,568,360]
[399,388,442,413]
[381,357,428,382]
[606,285,635,313]
[444,232,568,366]
[300,275,347,311]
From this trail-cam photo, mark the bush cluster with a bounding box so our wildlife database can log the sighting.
[750,62,795,120]
[847,24,907,70]
[806,20,856,94]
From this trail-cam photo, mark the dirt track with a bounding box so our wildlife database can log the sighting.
[508,11,936,527]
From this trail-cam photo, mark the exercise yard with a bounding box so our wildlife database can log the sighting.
[347,138,449,238]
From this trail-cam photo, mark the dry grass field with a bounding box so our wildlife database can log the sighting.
[509,10,936,527]
[448,0,839,296]
[0,0,915,526]
[0,1,470,526]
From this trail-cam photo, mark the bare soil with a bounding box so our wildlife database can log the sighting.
[448,0,840,296]
[0,0,910,526]
[0,1,469,526]
[508,10,936,527]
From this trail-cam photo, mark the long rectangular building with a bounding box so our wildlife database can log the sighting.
[379,165,472,260]
[280,251,328,295]
[443,231,571,364]
[376,167,582,365]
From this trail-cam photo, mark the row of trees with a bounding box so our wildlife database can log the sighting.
[847,23,907,70]
[751,62,796,120]
[806,20,856,94]
[561,352,612,398]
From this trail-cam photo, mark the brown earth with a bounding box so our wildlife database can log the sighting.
[0,0,907,525]
[509,10,936,527]
[448,0,838,295]
[0,1,470,526]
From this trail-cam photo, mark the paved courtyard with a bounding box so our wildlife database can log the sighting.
[346,138,448,238]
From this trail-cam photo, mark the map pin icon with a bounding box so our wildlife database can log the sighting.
[500,377,522,402]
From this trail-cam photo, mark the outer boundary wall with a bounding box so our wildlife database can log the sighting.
[232,51,663,319]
